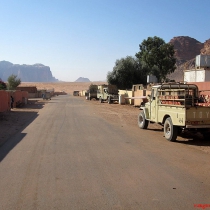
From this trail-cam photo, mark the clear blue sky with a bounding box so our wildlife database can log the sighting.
[0,0,210,82]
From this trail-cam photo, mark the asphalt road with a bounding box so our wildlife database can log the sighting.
[0,95,210,210]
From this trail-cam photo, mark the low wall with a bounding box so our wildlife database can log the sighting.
[188,82,210,95]
[0,90,28,111]
[134,89,151,106]
[79,90,87,96]
[28,93,38,98]
[16,86,37,93]
[0,91,10,112]
[10,90,29,108]
[118,90,133,105]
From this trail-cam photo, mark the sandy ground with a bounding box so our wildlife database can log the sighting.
[18,82,107,94]
[0,82,210,153]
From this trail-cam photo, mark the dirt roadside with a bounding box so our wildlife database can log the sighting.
[0,96,209,154]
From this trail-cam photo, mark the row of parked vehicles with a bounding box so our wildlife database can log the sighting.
[82,82,210,141]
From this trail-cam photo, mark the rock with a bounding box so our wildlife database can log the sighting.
[168,36,210,81]
[201,39,210,55]
[0,61,58,82]
[169,36,204,64]
[74,77,90,82]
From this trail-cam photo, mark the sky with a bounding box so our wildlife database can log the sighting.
[0,0,210,82]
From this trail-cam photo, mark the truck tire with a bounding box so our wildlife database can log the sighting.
[138,111,148,129]
[108,97,111,104]
[99,97,103,103]
[164,117,178,142]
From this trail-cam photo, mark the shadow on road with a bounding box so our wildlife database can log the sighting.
[176,133,210,146]
[0,99,44,161]
[0,133,27,162]
[23,100,45,109]
[146,126,210,147]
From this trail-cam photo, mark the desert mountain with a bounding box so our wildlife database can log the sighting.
[168,36,210,81]
[0,61,58,82]
[74,77,90,82]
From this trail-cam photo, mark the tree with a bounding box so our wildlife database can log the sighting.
[107,56,147,90]
[135,36,176,83]
[0,80,7,90]
[7,74,21,90]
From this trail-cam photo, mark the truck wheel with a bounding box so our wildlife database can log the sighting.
[138,112,148,129]
[99,97,103,103]
[164,117,178,142]
[108,97,111,104]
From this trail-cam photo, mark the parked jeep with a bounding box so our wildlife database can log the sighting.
[97,85,119,104]
[138,83,210,141]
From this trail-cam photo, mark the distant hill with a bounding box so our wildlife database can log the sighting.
[74,77,90,82]
[0,61,58,82]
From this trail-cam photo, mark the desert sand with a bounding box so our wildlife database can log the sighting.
[19,82,107,94]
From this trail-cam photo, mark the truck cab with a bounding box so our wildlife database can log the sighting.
[146,86,159,122]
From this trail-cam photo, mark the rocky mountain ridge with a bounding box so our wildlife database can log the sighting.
[168,36,210,81]
[169,36,204,63]
[0,61,58,82]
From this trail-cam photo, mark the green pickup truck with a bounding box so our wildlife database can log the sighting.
[97,84,119,104]
[138,83,210,141]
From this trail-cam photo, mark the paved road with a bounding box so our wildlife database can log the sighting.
[0,95,210,210]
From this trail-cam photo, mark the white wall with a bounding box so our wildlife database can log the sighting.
[184,69,210,82]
